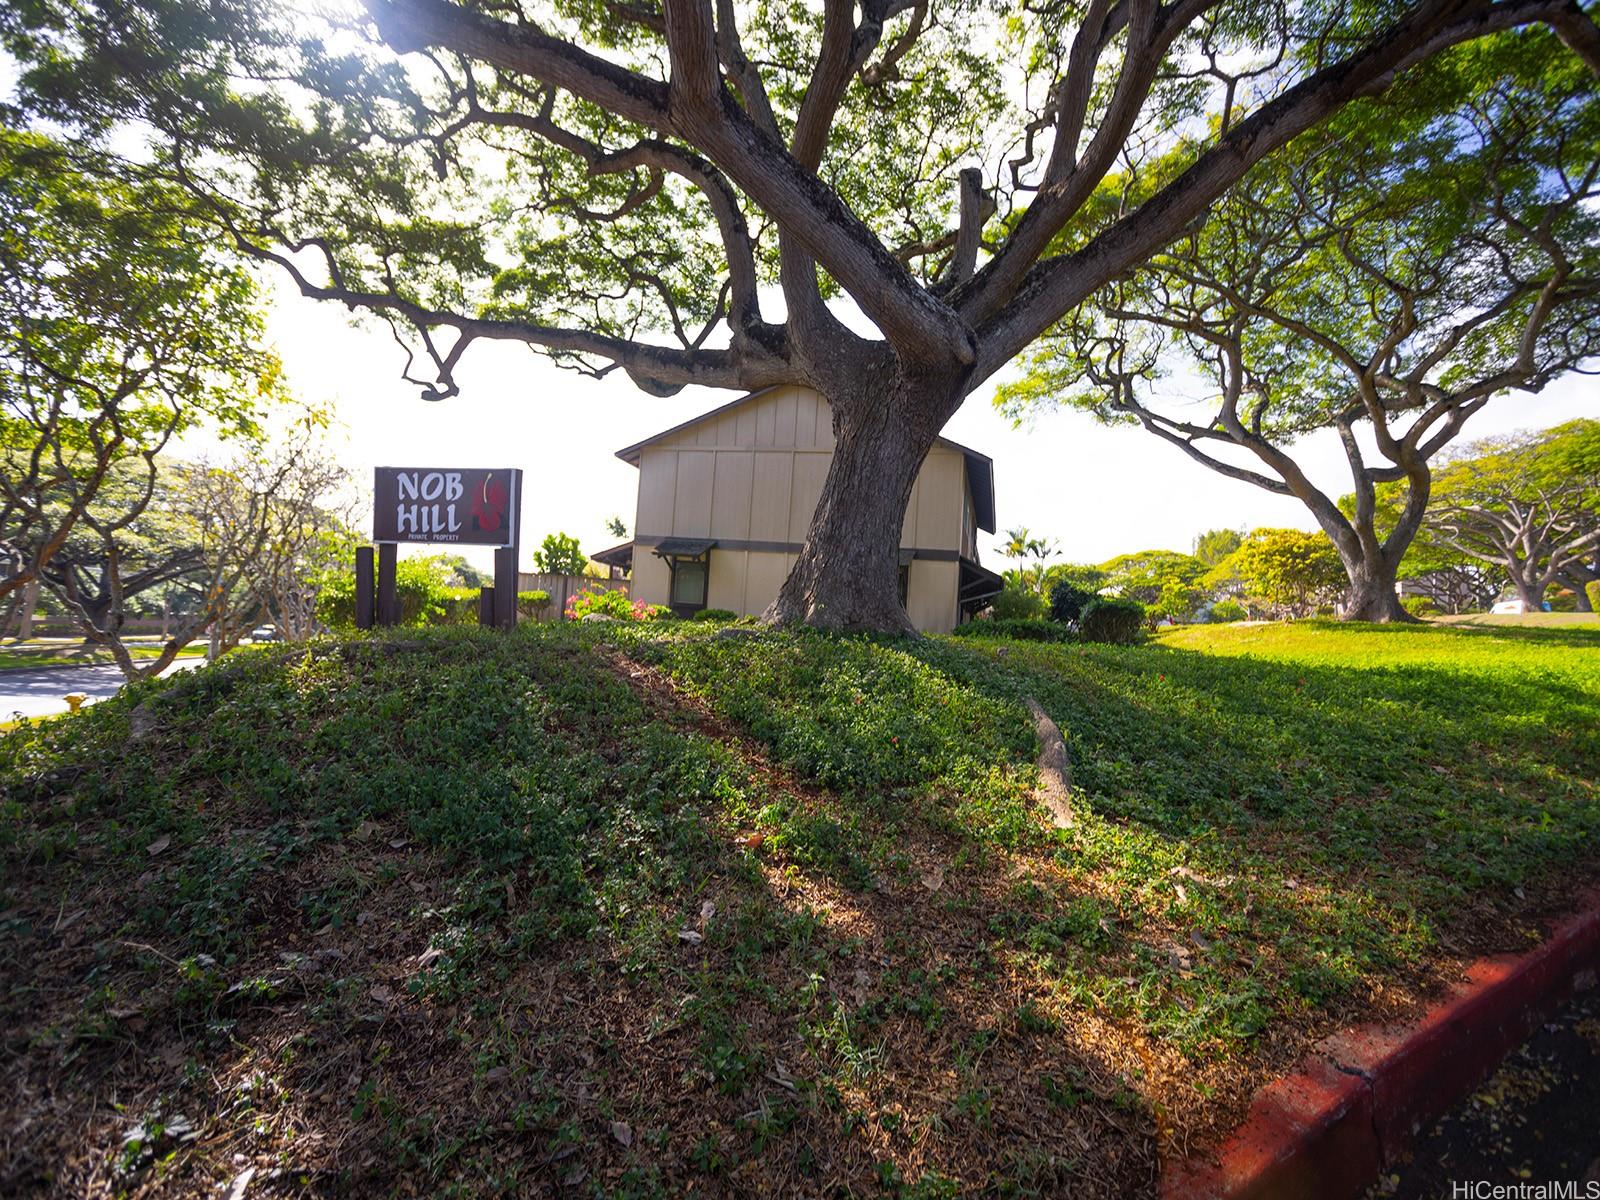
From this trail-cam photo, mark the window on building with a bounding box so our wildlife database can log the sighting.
[670,557,708,612]
[652,539,715,617]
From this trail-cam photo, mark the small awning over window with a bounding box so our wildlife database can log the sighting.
[958,557,1005,615]
[592,541,634,571]
[652,538,716,557]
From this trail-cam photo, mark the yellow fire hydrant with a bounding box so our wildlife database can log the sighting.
[64,693,88,714]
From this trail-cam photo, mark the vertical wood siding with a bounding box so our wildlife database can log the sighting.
[627,386,979,631]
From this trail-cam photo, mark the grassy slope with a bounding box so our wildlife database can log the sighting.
[1,620,1595,1197]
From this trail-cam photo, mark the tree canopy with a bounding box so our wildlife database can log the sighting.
[533,532,589,576]
[1192,528,1243,567]
[1420,419,1600,608]
[0,128,277,612]
[998,29,1600,622]
[6,0,1595,629]
[1207,527,1345,617]
[1098,548,1206,617]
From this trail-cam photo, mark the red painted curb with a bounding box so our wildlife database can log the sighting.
[1163,893,1600,1200]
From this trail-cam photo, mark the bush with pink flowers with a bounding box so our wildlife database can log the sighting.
[565,587,635,621]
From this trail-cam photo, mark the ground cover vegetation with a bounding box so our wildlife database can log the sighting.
[3,618,1595,1196]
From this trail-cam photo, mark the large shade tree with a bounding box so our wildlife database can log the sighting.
[30,459,205,635]
[0,128,274,619]
[8,0,1598,630]
[998,31,1600,621]
[1422,419,1600,611]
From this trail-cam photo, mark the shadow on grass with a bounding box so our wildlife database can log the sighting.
[1336,617,1600,650]
[0,626,1158,1198]
[606,622,1600,1103]
[3,621,1592,1198]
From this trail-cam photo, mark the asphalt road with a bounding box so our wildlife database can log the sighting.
[0,657,204,720]
[1369,987,1600,1198]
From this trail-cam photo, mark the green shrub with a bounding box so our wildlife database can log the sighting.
[516,590,552,620]
[437,586,479,625]
[1208,599,1247,623]
[950,618,1071,642]
[1079,598,1144,644]
[1587,580,1600,613]
[1401,596,1440,618]
[692,608,737,621]
[566,587,634,621]
[991,586,1045,621]
[316,556,454,629]
[532,532,587,575]
[1048,581,1095,624]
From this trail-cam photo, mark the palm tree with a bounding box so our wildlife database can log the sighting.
[1002,526,1058,596]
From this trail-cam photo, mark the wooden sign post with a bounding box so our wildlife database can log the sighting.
[377,542,398,626]
[360,466,524,632]
[493,546,517,630]
[355,546,375,630]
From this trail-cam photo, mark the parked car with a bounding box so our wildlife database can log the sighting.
[249,624,281,642]
[1490,598,1551,614]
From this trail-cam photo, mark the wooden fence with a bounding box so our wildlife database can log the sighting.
[516,572,629,620]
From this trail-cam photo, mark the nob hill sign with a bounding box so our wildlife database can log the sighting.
[373,466,522,546]
[359,466,524,632]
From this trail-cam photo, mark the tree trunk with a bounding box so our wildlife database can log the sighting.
[1339,551,1415,622]
[768,371,954,633]
[18,579,39,639]
[1554,566,1595,611]
[1303,497,1416,624]
[1511,572,1545,612]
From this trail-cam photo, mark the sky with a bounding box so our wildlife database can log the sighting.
[263,274,1597,575]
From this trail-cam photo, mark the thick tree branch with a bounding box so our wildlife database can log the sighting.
[467,92,764,330]
[654,0,974,364]
[367,0,673,127]
[970,0,1580,382]
[1549,0,1600,72]
[241,231,784,396]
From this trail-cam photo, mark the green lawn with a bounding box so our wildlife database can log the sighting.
[0,640,208,671]
[1,620,1594,1197]
[1436,611,1599,629]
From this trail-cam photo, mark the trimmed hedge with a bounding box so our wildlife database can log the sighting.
[692,608,737,621]
[1079,598,1144,644]
[517,590,552,620]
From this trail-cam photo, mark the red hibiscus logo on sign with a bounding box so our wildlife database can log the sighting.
[470,474,508,533]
